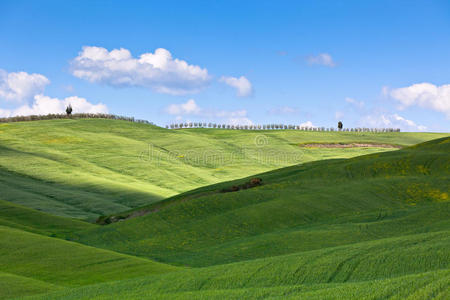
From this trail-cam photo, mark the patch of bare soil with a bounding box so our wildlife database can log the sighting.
[96,209,152,225]
[126,209,152,219]
[299,143,402,148]
[220,178,263,193]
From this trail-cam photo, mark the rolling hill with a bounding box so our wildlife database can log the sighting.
[70,137,450,267]
[0,224,177,299]
[24,233,450,299]
[0,119,448,299]
[0,119,447,220]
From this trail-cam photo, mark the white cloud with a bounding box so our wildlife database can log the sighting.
[219,76,253,97]
[215,109,248,119]
[388,83,450,118]
[166,99,252,125]
[227,117,253,126]
[299,121,317,128]
[268,106,299,115]
[71,46,211,95]
[345,97,364,108]
[0,94,107,118]
[359,113,426,132]
[166,99,201,115]
[306,53,335,67]
[0,69,108,118]
[0,108,11,118]
[0,69,50,102]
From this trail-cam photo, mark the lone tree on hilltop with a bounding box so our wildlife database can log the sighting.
[66,104,73,115]
[338,121,343,130]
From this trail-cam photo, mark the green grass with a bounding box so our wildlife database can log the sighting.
[0,119,448,299]
[22,271,450,300]
[0,119,446,220]
[0,199,93,237]
[70,137,450,267]
[23,231,450,299]
[0,272,60,300]
[0,226,177,295]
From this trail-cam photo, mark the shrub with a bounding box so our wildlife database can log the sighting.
[220,178,263,193]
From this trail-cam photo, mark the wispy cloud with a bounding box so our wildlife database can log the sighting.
[339,96,426,132]
[359,112,426,131]
[306,53,336,67]
[345,97,364,108]
[268,106,299,115]
[166,99,252,125]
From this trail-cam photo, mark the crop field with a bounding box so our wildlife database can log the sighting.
[0,119,448,299]
[0,119,446,220]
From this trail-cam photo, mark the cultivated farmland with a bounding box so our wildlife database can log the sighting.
[0,119,448,299]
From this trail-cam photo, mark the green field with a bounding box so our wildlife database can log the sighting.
[24,234,450,299]
[0,119,446,220]
[0,119,448,299]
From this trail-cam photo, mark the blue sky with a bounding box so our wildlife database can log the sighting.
[1,0,450,131]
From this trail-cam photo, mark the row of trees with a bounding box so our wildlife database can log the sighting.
[166,122,400,132]
[0,112,400,133]
[0,113,154,125]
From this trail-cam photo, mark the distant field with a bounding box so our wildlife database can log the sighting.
[0,119,447,219]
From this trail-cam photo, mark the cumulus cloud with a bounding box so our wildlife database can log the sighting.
[359,113,426,132]
[219,75,253,97]
[0,69,50,102]
[166,99,201,115]
[299,121,317,128]
[387,83,450,118]
[166,99,252,125]
[71,46,210,95]
[0,94,108,118]
[306,53,335,67]
[0,69,108,118]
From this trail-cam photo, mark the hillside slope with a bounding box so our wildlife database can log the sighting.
[0,119,447,220]
[0,136,448,299]
[0,225,178,299]
[72,137,450,267]
[0,199,93,237]
[27,231,450,299]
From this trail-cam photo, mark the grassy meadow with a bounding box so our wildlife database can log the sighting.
[0,119,447,220]
[0,119,448,299]
[70,136,450,267]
